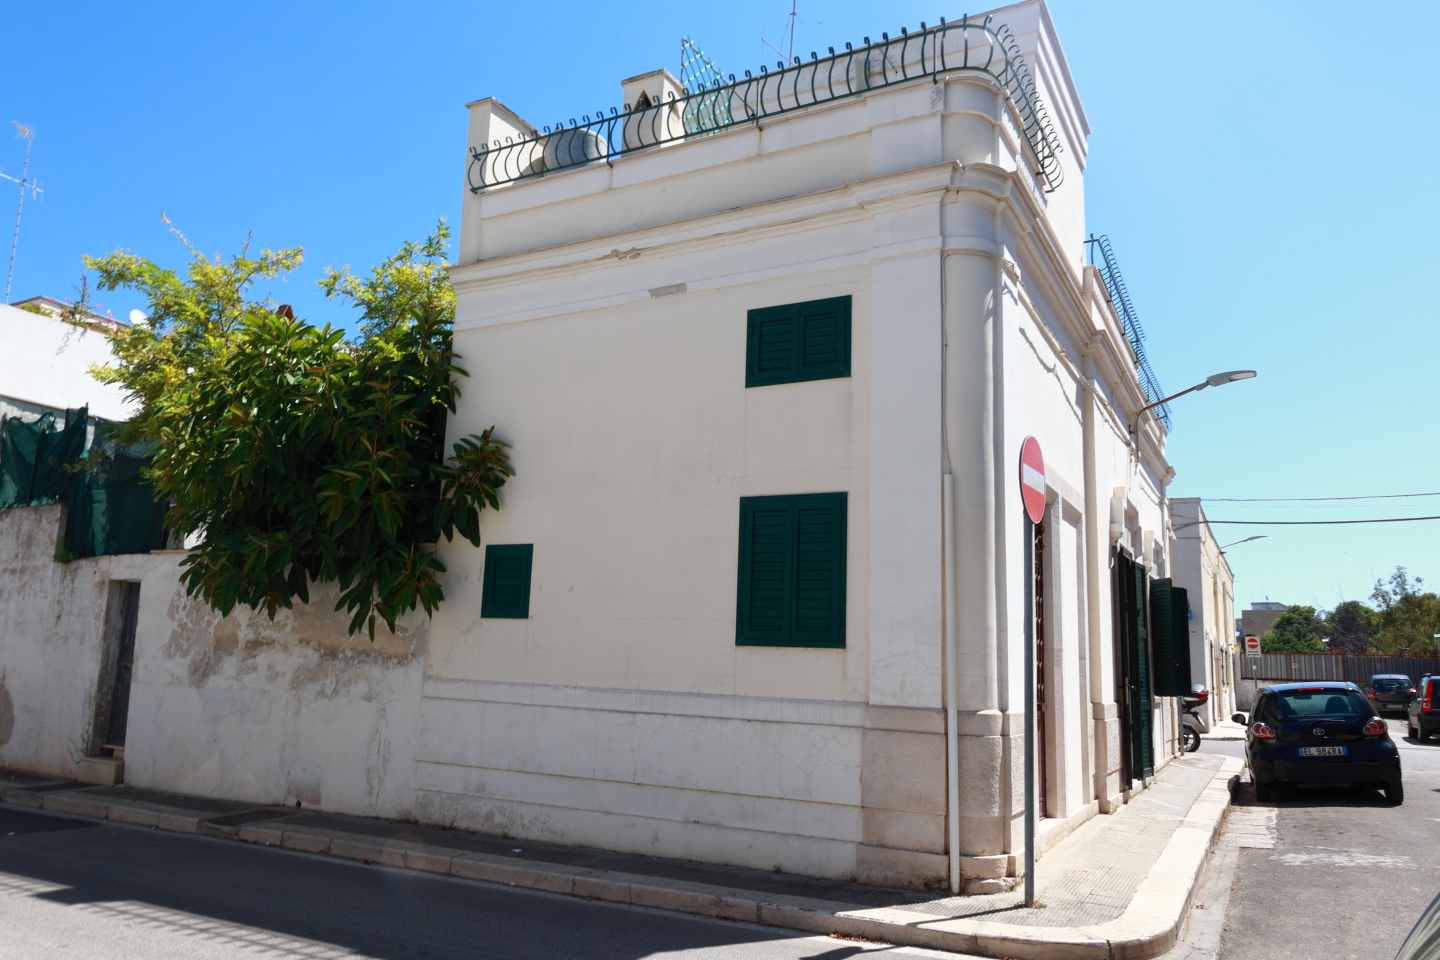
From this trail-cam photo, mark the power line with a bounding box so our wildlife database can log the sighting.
[1199,516,1440,525]
[1205,492,1440,502]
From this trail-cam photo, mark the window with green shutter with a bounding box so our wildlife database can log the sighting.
[736,493,846,647]
[745,296,851,387]
[481,544,533,619]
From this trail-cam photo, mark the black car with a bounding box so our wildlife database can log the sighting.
[1232,681,1402,804]
[1408,676,1440,741]
[1368,673,1416,714]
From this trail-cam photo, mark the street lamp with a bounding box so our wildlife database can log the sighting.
[1220,535,1267,550]
[1133,370,1257,432]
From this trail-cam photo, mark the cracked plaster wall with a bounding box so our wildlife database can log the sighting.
[0,503,424,819]
[123,555,425,818]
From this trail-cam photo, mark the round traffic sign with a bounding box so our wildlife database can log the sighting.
[1244,635,1261,654]
[1019,436,1046,524]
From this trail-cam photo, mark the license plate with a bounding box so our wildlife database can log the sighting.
[1299,746,1346,757]
[1383,704,1402,710]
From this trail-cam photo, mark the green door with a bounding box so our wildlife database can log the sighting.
[1115,552,1153,781]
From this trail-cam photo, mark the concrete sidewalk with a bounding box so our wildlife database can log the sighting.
[1200,718,1247,740]
[1,754,1240,960]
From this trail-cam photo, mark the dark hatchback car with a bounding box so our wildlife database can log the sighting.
[1408,676,1440,741]
[1368,674,1416,714]
[1232,681,1402,804]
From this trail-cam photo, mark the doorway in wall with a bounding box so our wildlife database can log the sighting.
[1033,518,1048,819]
[104,582,141,751]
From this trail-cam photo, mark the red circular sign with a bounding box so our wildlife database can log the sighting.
[1244,635,1261,653]
[1019,436,1046,523]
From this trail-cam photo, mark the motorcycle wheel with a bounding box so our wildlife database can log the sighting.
[1182,725,1201,753]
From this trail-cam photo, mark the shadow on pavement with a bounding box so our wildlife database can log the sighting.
[1229,780,1392,809]
[0,805,795,960]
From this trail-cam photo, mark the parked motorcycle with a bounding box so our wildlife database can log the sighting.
[1181,683,1209,753]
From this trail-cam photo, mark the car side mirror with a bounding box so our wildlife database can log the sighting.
[1231,713,1246,725]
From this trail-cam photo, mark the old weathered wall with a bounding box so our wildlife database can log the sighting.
[0,502,425,819]
[0,504,113,776]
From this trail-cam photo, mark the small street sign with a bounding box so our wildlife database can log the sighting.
[1020,436,1046,524]
[1244,635,1261,654]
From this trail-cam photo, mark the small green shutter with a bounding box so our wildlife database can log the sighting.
[737,493,845,647]
[1149,579,1193,697]
[746,297,851,386]
[481,544,533,618]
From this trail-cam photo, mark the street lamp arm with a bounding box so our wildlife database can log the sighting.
[1133,370,1257,427]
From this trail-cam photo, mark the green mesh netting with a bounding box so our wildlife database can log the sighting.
[0,407,88,508]
[0,407,169,558]
[64,450,169,559]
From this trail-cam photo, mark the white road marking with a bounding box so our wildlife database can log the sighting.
[1269,852,1414,868]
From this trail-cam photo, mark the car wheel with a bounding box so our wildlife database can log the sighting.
[1385,782,1404,805]
[1255,779,1273,802]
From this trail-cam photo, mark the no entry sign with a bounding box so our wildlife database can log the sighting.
[1244,635,1261,654]
[1020,436,1046,524]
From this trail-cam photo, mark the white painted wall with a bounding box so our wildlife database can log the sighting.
[0,303,133,422]
[0,503,423,819]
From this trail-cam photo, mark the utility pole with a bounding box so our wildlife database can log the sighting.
[2,122,42,304]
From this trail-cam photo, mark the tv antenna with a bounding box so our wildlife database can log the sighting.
[761,0,799,63]
[1,122,43,304]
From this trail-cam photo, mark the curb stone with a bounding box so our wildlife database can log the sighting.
[0,757,1240,960]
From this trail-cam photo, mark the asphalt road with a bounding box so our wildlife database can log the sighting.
[1207,717,1438,960]
[0,802,963,960]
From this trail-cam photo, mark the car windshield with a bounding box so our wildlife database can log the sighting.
[1265,690,1371,721]
[1371,679,1409,691]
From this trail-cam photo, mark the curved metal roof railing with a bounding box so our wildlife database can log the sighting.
[469,15,1065,194]
[1087,234,1171,429]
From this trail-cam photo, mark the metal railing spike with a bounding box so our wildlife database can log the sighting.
[467,18,1065,194]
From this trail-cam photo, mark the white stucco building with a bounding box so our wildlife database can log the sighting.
[1170,498,1237,725]
[0,0,1197,895]
[428,0,1182,890]
[0,300,132,423]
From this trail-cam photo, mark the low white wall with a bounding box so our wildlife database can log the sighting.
[0,505,113,775]
[414,677,867,878]
[0,502,424,819]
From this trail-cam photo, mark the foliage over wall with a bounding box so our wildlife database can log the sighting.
[86,220,512,637]
[1259,567,1439,656]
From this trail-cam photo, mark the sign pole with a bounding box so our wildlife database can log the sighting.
[1018,436,1045,910]
[1023,514,1036,908]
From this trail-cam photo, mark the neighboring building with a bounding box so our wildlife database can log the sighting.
[1170,499,1237,724]
[0,300,132,424]
[1239,602,1287,644]
[0,0,1200,895]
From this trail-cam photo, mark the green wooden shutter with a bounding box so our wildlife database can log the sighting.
[737,493,845,647]
[1115,552,1153,781]
[481,544,533,618]
[746,297,851,386]
[1149,579,1192,697]
[1133,559,1153,778]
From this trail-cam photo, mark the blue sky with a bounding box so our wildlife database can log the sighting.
[2,1,1436,613]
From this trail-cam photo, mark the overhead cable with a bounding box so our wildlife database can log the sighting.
[1205,492,1440,502]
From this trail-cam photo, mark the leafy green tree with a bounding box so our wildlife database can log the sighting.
[1261,605,1327,653]
[87,220,512,637]
[318,222,455,354]
[1370,567,1440,656]
[1323,600,1377,654]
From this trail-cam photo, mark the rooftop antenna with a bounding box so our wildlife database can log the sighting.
[761,0,798,63]
[1,122,42,304]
